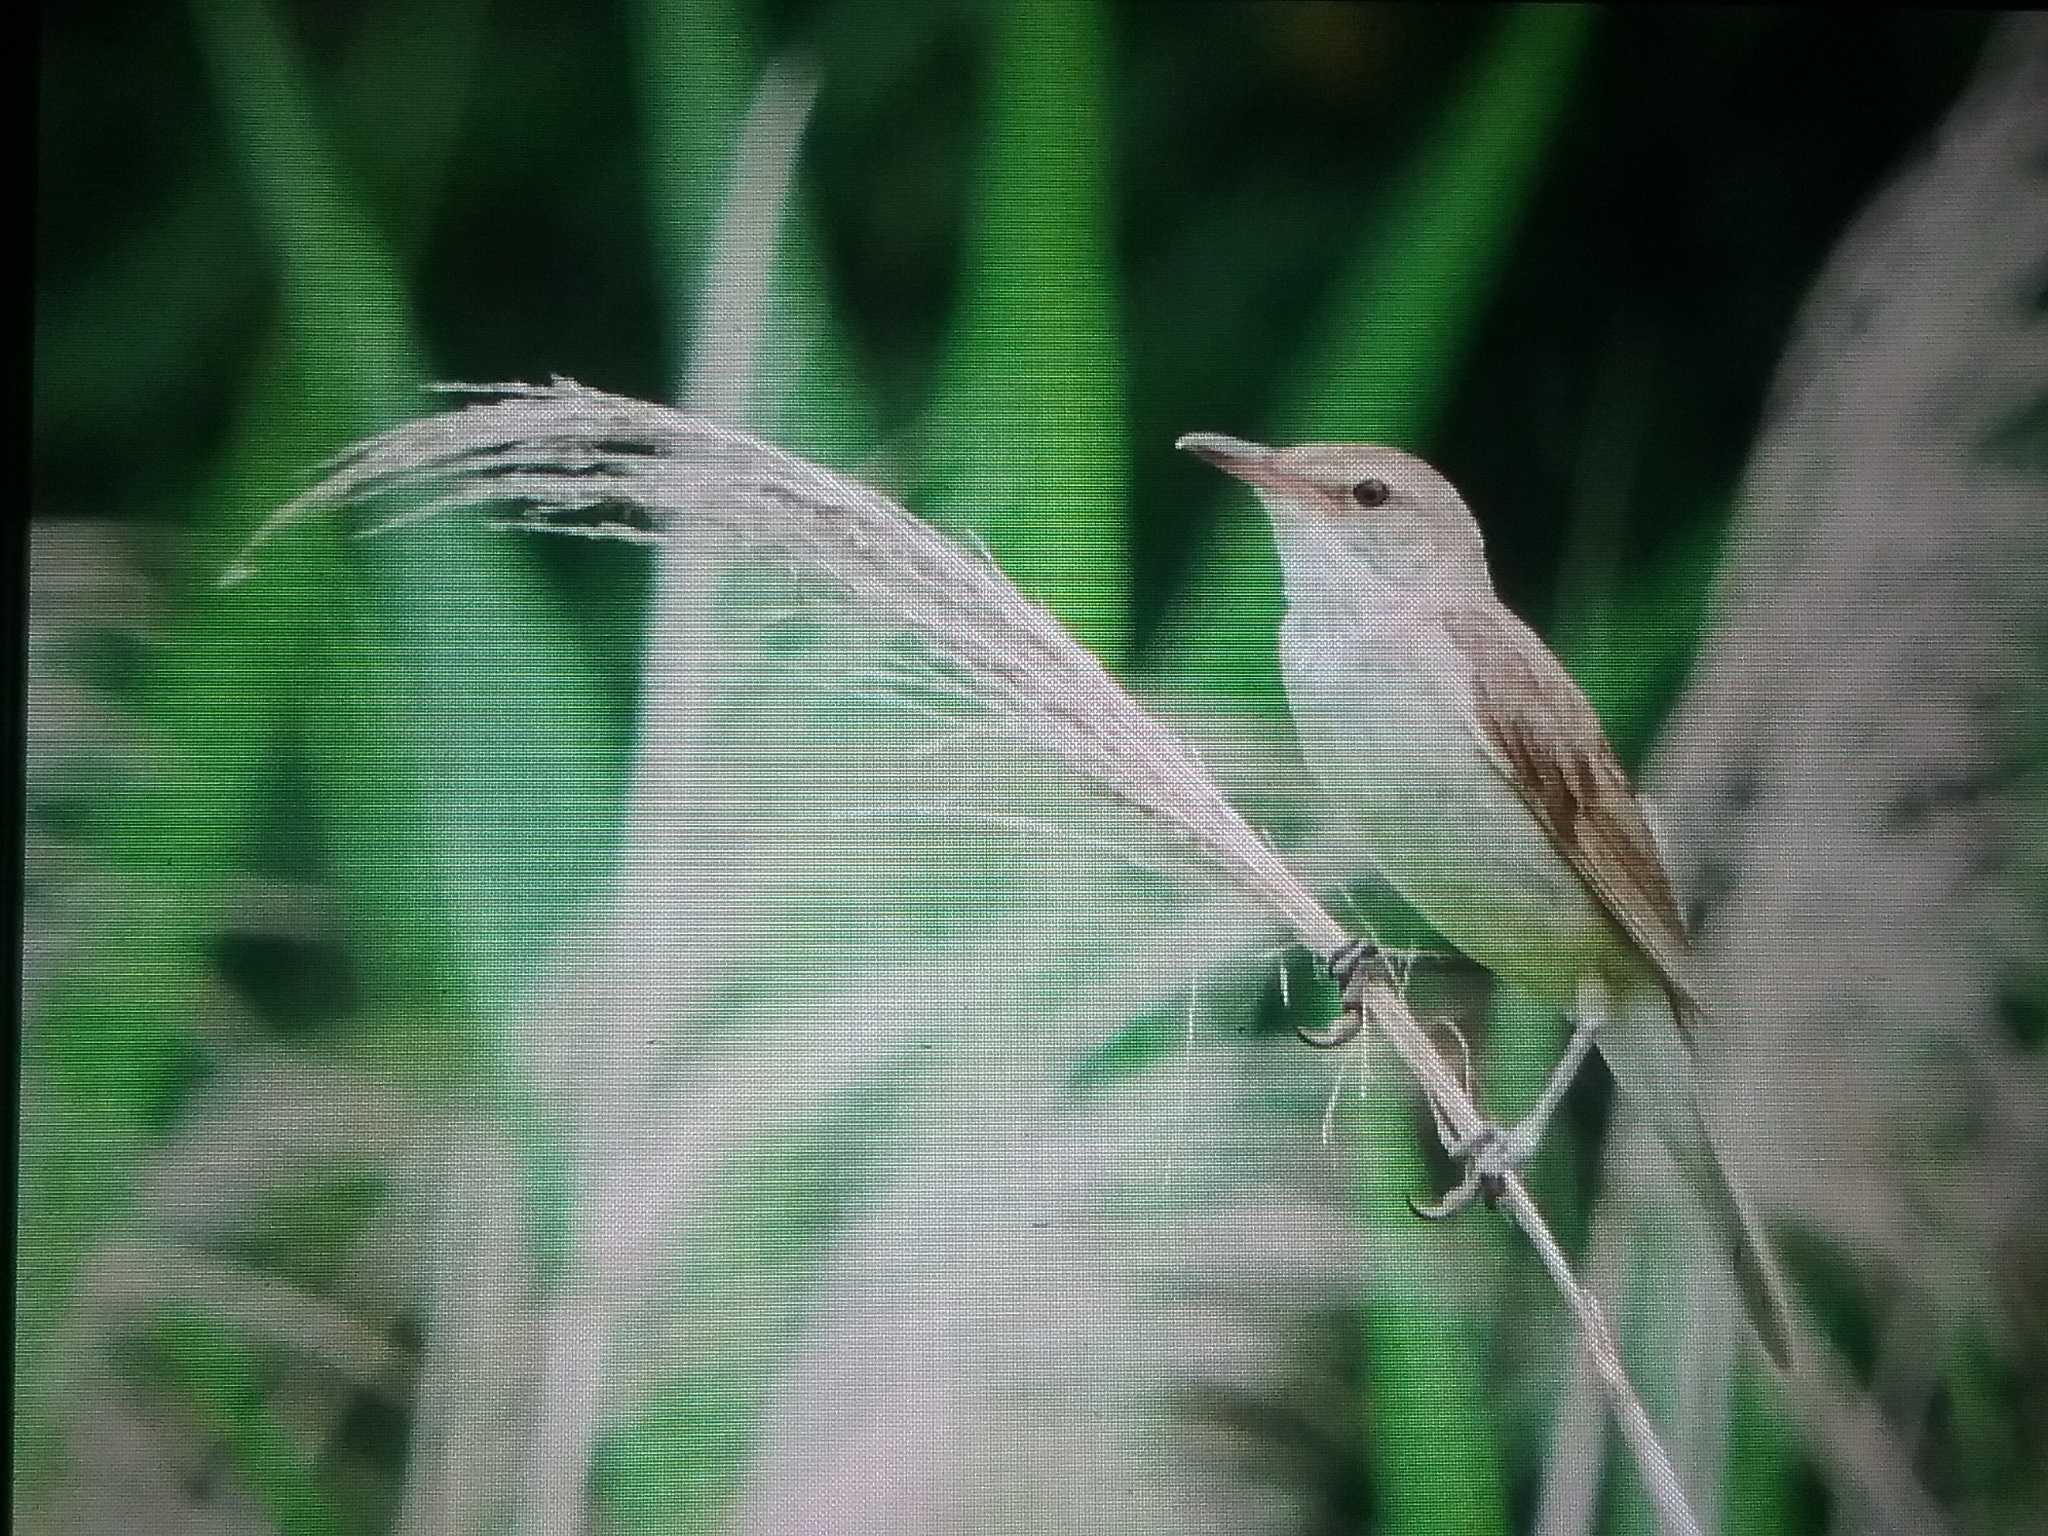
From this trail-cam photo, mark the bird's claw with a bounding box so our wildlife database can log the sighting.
[1410,1007,1599,1220]
[1408,1168,1489,1221]
[1296,938,1379,1048]
[1408,1119,1532,1219]
[1296,1011,1364,1048]
[1326,937,1379,994]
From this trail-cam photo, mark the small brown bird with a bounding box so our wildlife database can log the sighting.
[1179,430,1794,1366]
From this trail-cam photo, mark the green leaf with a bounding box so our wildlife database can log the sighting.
[918,0,1130,665]
[195,0,616,1016]
[633,0,877,462]
[1722,1360,1802,1536]
[146,1309,348,1536]
[22,0,600,1481]
[1157,4,1597,698]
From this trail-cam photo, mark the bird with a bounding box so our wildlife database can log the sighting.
[1177,430,1794,1366]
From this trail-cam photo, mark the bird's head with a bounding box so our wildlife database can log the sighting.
[1176,432,1491,600]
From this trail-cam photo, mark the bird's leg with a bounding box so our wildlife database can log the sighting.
[1410,1007,1602,1220]
[1327,936,1379,994]
[1296,937,1380,1047]
[1300,940,1483,1047]
[1495,1005,1602,1168]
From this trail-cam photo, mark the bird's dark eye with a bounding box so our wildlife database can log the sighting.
[1350,477,1390,509]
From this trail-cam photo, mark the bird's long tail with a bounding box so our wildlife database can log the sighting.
[1598,986,1797,1368]
[1663,1095,1796,1368]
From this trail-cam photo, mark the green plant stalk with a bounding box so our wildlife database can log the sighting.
[576,5,888,1526]
[1353,1074,1514,1536]
[587,1091,895,1533]
[1547,483,1748,1536]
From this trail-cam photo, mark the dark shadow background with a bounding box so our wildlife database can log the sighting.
[36,4,1990,646]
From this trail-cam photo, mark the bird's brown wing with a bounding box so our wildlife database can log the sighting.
[1443,606,1792,1363]
[1441,601,1702,1050]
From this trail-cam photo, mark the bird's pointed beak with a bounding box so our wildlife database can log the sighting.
[1176,431,1289,492]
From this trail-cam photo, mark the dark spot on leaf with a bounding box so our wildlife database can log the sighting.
[1884,759,2017,831]
[1977,388,2048,478]
[1886,785,1933,831]
[1996,982,2045,1052]
[29,786,97,841]
[211,932,362,1034]
[1728,770,1761,819]
[143,1043,216,1134]
[333,1388,413,1480]
[390,1312,425,1357]
[56,623,152,699]
[1685,860,1735,937]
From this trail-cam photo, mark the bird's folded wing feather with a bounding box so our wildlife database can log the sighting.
[1442,601,1797,1365]
[1441,601,1702,1050]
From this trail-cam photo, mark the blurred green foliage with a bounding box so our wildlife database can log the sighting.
[25,3,2002,1534]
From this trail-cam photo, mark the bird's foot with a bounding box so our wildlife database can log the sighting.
[1406,1118,1540,1219]
[1407,1007,1602,1221]
[1296,938,1381,1047]
[1325,937,1379,994]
